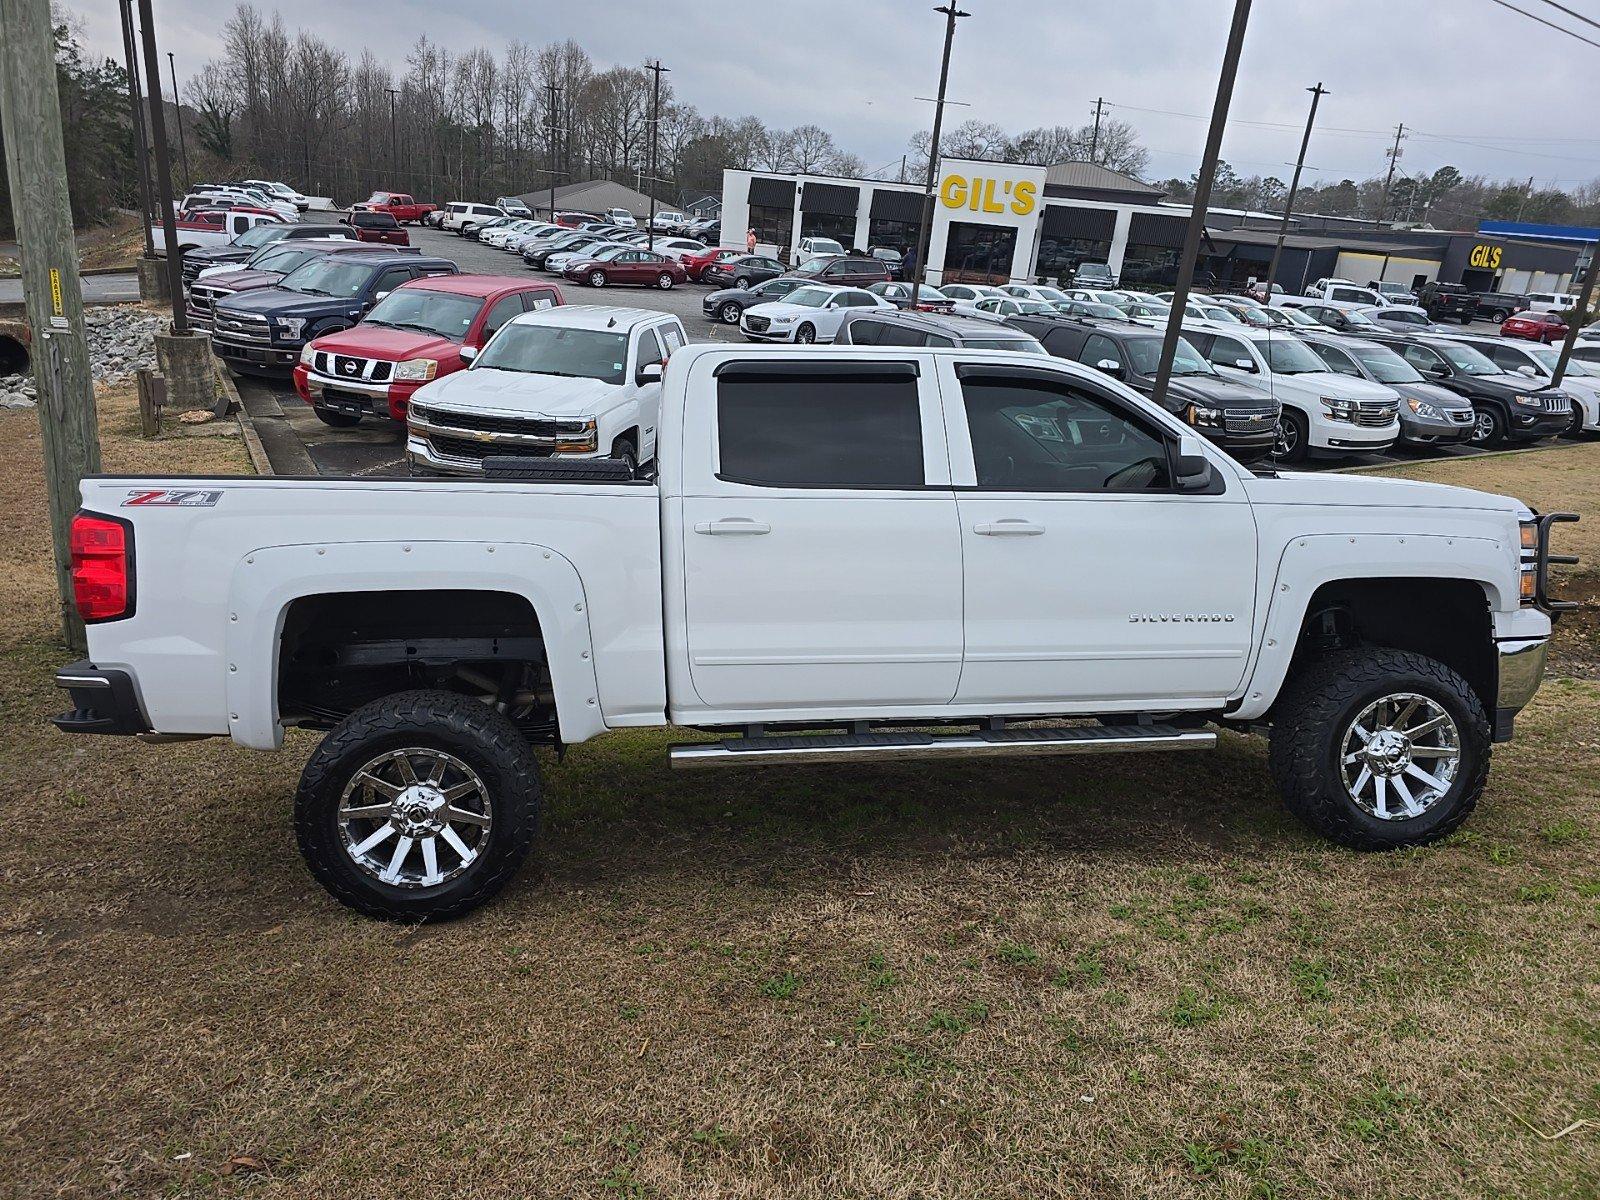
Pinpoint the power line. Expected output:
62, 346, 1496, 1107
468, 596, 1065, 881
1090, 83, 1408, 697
1487, 0, 1600, 49
1533, 0, 1600, 33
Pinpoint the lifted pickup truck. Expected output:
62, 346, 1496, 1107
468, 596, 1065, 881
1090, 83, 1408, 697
53, 345, 1575, 921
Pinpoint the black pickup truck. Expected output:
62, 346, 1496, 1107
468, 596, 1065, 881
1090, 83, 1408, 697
1471, 291, 1530, 324
1416, 282, 1479, 324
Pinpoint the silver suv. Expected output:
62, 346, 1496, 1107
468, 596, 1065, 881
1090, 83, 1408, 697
834, 308, 1046, 351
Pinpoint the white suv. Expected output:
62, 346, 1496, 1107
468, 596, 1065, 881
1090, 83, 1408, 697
606, 208, 639, 228
1185, 323, 1400, 461
406, 305, 687, 476
741, 284, 892, 343
442, 202, 504, 234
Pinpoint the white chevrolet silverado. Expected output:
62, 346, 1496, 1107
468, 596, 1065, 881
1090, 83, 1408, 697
54, 345, 1576, 921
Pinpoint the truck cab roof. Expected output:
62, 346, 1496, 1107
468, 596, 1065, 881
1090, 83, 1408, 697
503, 304, 676, 332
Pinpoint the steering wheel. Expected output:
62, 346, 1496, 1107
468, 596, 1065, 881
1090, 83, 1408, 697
1103, 456, 1163, 491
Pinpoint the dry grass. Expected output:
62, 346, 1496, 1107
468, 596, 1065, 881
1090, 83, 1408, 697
1, 421, 1597, 1199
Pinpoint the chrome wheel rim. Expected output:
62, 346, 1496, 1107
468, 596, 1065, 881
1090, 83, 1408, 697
1339, 693, 1461, 821
720, 302, 741, 324
797, 325, 814, 343
658, 274, 673, 288
1277, 418, 1298, 456
338, 747, 493, 888
1473, 412, 1494, 442
589, 271, 605, 287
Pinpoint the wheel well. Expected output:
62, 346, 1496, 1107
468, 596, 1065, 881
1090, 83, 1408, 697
276, 589, 557, 740
610, 428, 638, 456
1284, 578, 1495, 715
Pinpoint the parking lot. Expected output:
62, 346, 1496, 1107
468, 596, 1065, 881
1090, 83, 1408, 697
240, 223, 1541, 479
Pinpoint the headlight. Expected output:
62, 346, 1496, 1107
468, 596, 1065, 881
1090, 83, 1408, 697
1185, 403, 1223, 428
276, 317, 305, 340
1520, 519, 1538, 603
769, 315, 792, 325
1406, 398, 1443, 420
1513, 394, 1539, 407
1320, 396, 1357, 422
553, 419, 598, 453
393, 358, 438, 382
298, 343, 316, 365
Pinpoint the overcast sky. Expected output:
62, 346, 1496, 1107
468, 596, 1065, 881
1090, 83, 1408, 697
72, 0, 1600, 190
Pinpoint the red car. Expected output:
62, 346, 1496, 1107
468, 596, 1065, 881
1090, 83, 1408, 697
355, 192, 436, 224
563, 247, 687, 289
293, 275, 564, 424
345, 211, 411, 246
1500, 309, 1568, 343
680, 246, 743, 281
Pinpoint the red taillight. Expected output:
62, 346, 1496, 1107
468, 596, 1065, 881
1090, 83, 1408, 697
70, 513, 132, 622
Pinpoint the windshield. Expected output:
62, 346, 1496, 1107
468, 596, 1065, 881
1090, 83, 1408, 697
1126, 337, 1212, 377
807, 239, 845, 255
1348, 344, 1422, 384
1277, 306, 1321, 327
1032, 287, 1067, 302
1434, 342, 1500, 375
363, 288, 482, 341
236, 224, 286, 248
1263, 336, 1330, 374
1344, 309, 1382, 329
965, 336, 1047, 353
473, 324, 629, 384
782, 287, 832, 308
252, 245, 324, 272
1201, 306, 1243, 324
279, 258, 373, 298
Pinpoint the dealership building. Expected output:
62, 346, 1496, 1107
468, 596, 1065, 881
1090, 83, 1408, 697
718, 160, 1587, 294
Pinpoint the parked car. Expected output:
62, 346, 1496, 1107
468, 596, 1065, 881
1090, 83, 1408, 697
57, 342, 1576, 921
1275, 300, 1388, 336
182, 186, 297, 222
152, 207, 286, 260
649, 210, 690, 232
564, 246, 688, 290
1304, 276, 1359, 298
1499, 309, 1568, 344
1072, 262, 1119, 288
1363, 332, 1572, 445
867, 246, 903, 274
211, 252, 458, 375
641, 236, 708, 263
835, 308, 1046, 353
480, 219, 542, 249
1473, 291, 1531, 324
442, 202, 504, 235
1297, 334, 1477, 448
1001, 284, 1070, 304
699, 254, 786, 289
788, 255, 893, 288
1524, 290, 1577, 312
1415, 282, 1478, 324
354, 193, 437, 224
501, 223, 565, 254
495, 197, 533, 218
605, 208, 639, 228
1437, 332, 1600, 437
794, 236, 847, 263
939, 282, 1011, 315
971, 296, 1062, 321
524, 232, 610, 269
344, 210, 410, 246
294, 275, 563, 427
701, 276, 810, 325
187, 239, 414, 330
1010, 314, 1280, 460
681, 246, 745, 280
552, 210, 593, 228
1062, 299, 1135, 321
180, 222, 353, 284
1359, 306, 1438, 332
740, 284, 893, 343
1367, 281, 1418, 305
544, 241, 633, 276
407, 304, 686, 475
1183, 323, 1399, 462
865, 281, 955, 313
243, 179, 311, 212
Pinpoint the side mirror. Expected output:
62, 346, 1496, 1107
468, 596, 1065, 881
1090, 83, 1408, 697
1517, 364, 1538, 377
1095, 358, 1124, 377
373, 291, 390, 302
1174, 435, 1214, 492
825, 301, 840, 310
459, 345, 478, 363
636, 362, 664, 386
1234, 358, 1255, 372
1423, 365, 1447, 379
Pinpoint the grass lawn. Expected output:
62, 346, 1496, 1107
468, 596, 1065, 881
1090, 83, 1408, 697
2, 402, 1597, 1199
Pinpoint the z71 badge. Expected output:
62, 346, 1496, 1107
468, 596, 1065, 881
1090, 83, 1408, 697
122, 488, 224, 507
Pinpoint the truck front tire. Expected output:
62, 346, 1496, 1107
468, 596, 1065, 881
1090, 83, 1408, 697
294, 690, 541, 921
1268, 648, 1489, 850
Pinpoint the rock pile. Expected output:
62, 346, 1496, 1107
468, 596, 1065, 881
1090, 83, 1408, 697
0, 373, 35, 408
0, 306, 169, 411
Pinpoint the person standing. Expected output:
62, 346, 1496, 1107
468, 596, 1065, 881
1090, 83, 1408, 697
746, 227, 757, 255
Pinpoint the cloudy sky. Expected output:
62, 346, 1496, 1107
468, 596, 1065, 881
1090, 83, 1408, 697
73, 0, 1600, 189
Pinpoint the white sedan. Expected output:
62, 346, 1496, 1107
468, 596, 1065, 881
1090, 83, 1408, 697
740, 284, 893, 344
970, 296, 1063, 321
1000, 283, 1069, 303
939, 282, 1012, 317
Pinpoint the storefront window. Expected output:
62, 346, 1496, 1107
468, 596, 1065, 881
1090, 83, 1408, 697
800, 211, 858, 248
943, 221, 1017, 284
868, 217, 920, 254
1119, 244, 1183, 288
749, 204, 792, 250
1036, 235, 1112, 284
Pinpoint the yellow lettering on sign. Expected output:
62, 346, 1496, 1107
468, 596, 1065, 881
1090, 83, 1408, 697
939, 172, 1039, 216
49, 268, 63, 317
939, 175, 967, 208
1469, 244, 1504, 270
981, 178, 1005, 213
1011, 181, 1037, 215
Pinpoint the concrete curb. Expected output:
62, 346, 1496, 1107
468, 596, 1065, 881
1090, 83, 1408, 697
216, 355, 271, 476
1331, 438, 1584, 475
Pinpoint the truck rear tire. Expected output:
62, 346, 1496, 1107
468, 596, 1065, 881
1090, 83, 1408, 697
294, 690, 541, 921
1268, 648, 1489, 850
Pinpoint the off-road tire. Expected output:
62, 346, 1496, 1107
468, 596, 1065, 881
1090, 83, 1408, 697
1268, 648, 1490, 850
295, 690, 541, 921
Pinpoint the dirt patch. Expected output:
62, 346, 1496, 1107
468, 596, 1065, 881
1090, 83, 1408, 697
76, 211, 145, 272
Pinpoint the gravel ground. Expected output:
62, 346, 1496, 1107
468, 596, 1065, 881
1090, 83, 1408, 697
0, 305, 165, 409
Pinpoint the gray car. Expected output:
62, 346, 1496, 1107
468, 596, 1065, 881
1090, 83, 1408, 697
834, 307, 1046, 351
1298, 333, 1476, 447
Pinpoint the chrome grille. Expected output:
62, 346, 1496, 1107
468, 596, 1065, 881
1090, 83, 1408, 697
1355, 401, 1399, 428
212, 312, 272, 344
1445, 407, 1475, 425
313, 351, 392, 383
743, 315, 770, 333
1223, 408, 1276, 434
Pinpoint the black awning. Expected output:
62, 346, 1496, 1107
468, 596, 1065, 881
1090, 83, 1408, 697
1040, 205, 1115, 242
1128, 212, 1192, 249
799, 182, 860, 216
870, 188, 926, 222
747, 176, 796, 208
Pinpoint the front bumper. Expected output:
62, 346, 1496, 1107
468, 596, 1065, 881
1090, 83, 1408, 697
1508, 407, 1571, 440
406, 433, 602, 476
298, 366, 415, 422
52, 661, 149, 736
212, 333, 302, 373
1493, 638, 1549, 742
1398, 412, 1476, 445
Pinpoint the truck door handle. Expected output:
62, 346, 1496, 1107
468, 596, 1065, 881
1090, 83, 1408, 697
694, 517, 771, 536
973, 519, 1045, 536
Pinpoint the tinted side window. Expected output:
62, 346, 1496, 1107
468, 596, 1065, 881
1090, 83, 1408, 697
635, 329, 664, 370
1486, 345, 1526, 370
481, 295, 524, 340
1081, 334, 1123, 369
1206, 337, 1251, 369
961, 376, 1171, 492
877, 323, 928, 347
718, 371, 924, 488
1314, 344, 1360, 375
373, 267, 411, 296
846, 318, 884, 345
1042, 328, 1087, 359
1401, 345, 1445, 373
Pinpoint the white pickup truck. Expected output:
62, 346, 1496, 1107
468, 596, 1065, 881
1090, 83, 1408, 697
53, 344, 1576, 921
152, 209, 286, 259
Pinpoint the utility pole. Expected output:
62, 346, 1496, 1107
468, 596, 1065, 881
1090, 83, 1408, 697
1514, 175, 1536, 222
645, 60, 669, 252
166, 52, 189, 192
1152, 0, 1253, 410
1374, 121, 1406, 228
544, 80, 560, 221
116, 0, 155, 258
899, 154, 907, 184
386, 87, 399, 179
911, 3, 969, 288
0, 0, 102, 652
1089, 96, 1106, 164
1264, 82, 1327, 298
1549, 242, 1598, 390
136, 0, 186, 331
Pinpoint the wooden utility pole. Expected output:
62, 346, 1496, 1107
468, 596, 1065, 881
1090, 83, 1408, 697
1264, 83, 1328, 297
1088, 97, 1106, 164
136, 0, 187, 331
911, 3, 969, 287
117, 0, 155, 256
0, 0, 102, 652
1374, 122, 1405, 227
1549, 244, 1598, 390
166, 52, 189, 192
645, 60, 669, 252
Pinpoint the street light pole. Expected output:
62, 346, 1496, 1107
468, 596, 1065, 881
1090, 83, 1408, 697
116, 0, 155, 257
166, 52, 189, 192
386, 87, 399, 182
645, 60, 669, 253
544, 80, 560, 222
136, 0, 187, 331
1264, 82, 1327, 298
911, 2, 968, 288
1151, 0, 1253, 410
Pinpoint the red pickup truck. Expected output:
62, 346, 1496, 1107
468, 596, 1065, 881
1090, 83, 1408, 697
354, 192, 437, 224
345, 210, 411, 245
293, 275, 563, 425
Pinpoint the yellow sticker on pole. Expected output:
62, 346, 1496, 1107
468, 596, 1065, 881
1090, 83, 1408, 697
49, 268, 63, 317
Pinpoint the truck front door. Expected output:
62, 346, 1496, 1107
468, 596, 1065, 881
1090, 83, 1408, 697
939, 361, 1258, 710
676, 358, 962, 713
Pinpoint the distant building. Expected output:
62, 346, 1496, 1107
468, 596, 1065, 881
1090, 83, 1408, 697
515, 179, 664, 220
684, 195, 722, 218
